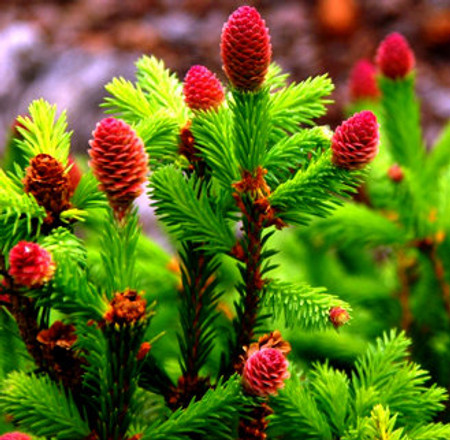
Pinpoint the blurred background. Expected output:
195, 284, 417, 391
1, 0, 450, 156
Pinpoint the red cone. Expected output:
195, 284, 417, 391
349, 59, 380, 101
8, 241, 55, 288
89, 118, 148, 219
375, 32, 415, 79
242, 348, 290, 397
221, 6, 272, 91
331, 111, 379, 170
183, 65, 225, 111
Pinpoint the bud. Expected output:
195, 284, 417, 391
23, 153, 71, 216
329, 306, 350, 328
104, 289, 147, 326
387, 163, 404, 183
0, 434, 31, 440
67, 155, 82, 195
375, 32, 415, 80
183, 65, 225, 111
331, 110, 379, 170
89, 118, 148, 220
137, 342, 152, 361
221, 6, 271, 91
348, 59, 380, 101
242, 348, 290, 397
8, 241, 55, 288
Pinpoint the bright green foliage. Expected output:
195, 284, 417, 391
99, 209, 141, 294
104, 55, 187, 125
32, 228, 105, 318
135, 113, 179, 169
269, 74, 334, 138
191, 107, 239, 189
314, 202, 409, 247
71, 171, 107, 213
0, 169, 46, 251
270, 152, 365, 226
2, 11, 449, 440
0, 371, 90, 439
150, 165, 236, 254
269, 331, 449, 440
378, 76, 424, 170
16, 99, 71, 164
284, 48, 450, 395
232, 89, 271, 172
143, 376, 242, 440
262, 280, 350, 330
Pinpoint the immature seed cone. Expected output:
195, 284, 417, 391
8, 241, 55, 288
104, 288, 147, 326
183, 65, 225, 111
242, 348, 290, 397
329, 306, 350, 328
221, 6, 271, 91
349, 59, 380, 101
387, 163, 404, 183
0, 433, 31, 440
89, 118, 148, 219
375, 32, 415, 79
331, 110, 379, 169
23, 153, 71, 215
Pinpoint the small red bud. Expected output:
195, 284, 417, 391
329, 306, 350, 328
221, 6, 272, 91
137, 342, 152, 361
375, 32, 415, 80
331, 111, 379, 170
387, 163, 404, 183
183, 65, 225, 111
348, 59, 380, 101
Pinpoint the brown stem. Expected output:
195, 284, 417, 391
168, 246, 213, 409
228, 193, 265, 375
238, 400, 273, 440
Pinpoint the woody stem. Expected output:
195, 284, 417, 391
228, 193, 265, 375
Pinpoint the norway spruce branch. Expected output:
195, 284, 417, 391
135, 113, 179, 169
0, 371, 90, 439
135, 55, 187, 123
142, 376, 243, 440
261, 280, 351, 330
378, 75, 424, 170
269, 74, 334, 138
270, 151, 365, 226
263, 127, 330, 185
268, 372, 333, 440
232, 89, 271, 173
150, 165, 235, 254
190, 107, 239, 189
99, 209, 140, 295
16, 99, 71, 164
